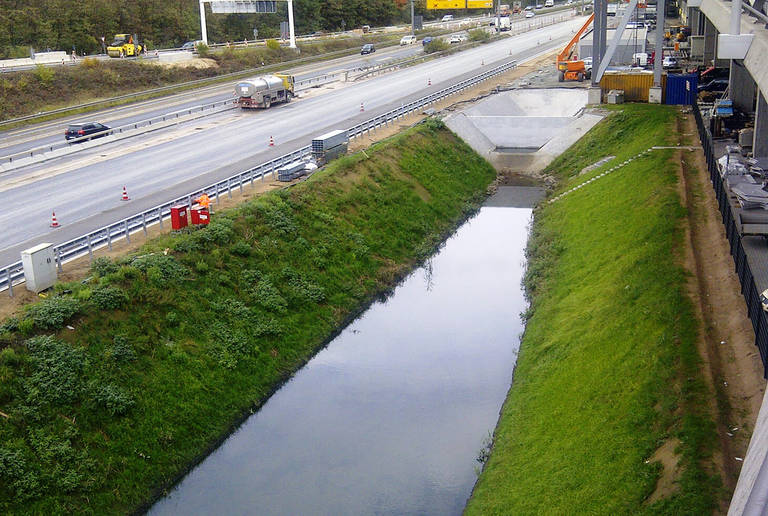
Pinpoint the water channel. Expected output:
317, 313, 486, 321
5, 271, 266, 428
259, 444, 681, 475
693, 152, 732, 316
149, 186, 542, 516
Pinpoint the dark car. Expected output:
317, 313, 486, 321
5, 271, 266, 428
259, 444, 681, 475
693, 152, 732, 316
422, 36, 434, 46
65, 122, 112, 141
361, 43, 375, 55
698, 78, 729, 93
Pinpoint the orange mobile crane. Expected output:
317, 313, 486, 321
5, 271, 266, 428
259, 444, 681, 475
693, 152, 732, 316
556, 13, 595, 82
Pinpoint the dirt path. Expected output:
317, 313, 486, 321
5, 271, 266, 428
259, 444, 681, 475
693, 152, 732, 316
676, 111, 765, 511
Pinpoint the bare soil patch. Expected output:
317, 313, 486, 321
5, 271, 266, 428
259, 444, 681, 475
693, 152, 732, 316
676, 110, 765, 511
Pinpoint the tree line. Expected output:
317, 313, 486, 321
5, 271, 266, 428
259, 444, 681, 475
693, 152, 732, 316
0, 0, 483, 57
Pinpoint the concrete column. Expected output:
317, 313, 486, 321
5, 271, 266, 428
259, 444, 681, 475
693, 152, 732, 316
755, 90, 768, 158
703, 18, 717, 66
592, 0, 603, 87
690, 8, 703, 36
598, 0, 608, 60
730, 61, 757, 114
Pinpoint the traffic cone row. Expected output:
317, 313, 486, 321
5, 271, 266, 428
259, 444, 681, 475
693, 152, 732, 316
50, 211, 60, 228
121, 185, 130, 201
269, 135, 275, 147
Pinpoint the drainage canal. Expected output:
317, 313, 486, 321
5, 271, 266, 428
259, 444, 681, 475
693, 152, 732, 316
148, 186, 542, 515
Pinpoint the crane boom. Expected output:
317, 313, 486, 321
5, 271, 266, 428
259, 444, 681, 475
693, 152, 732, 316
557, 13, 595, 63
556, 14, 595, 82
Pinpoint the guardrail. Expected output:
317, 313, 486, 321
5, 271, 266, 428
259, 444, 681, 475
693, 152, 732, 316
0, 99, 236, 167
0, 46, 381, 127
0, 58, 518, 296
353, 13, 571, 82
0, 74, 344, 169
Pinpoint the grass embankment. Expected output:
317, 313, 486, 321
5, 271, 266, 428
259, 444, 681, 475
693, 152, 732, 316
466, 105, 719, 514
0, 120, 496, 514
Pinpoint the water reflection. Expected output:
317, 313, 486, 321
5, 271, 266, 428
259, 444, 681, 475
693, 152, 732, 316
150, 192, 535, 516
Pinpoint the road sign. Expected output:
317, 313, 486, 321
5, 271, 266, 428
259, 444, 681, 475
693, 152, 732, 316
426, 0, 466, 8
209, 0, 276, 13
467, 0, 493, 7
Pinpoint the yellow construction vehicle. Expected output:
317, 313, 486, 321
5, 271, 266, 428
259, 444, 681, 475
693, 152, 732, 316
107, 34, 142, 58
665, 25, 690, 42
556, 13, 595, 82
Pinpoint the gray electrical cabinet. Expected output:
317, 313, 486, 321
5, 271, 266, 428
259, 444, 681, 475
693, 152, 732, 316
21, 243, 57, 293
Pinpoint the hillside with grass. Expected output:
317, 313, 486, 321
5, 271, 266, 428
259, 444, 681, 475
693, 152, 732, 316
0, 120, 496, 514
465, 105, 719, 514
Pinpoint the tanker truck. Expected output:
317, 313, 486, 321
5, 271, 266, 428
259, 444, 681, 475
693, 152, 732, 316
235, 74, 295, 109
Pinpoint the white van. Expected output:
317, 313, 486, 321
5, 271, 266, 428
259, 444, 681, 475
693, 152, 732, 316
400, 35, 417, 45
545, 0, 554, 7
442, 14, 454, 22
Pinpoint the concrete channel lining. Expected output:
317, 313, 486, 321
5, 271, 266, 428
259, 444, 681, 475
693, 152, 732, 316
445, 87, 602, 172
447, 88, 591, 151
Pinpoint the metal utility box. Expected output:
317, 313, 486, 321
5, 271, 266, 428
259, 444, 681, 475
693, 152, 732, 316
190, 205, 210, 225
277, 160, 308, 182
170, 205, 189, 230
606, 89, 625, 104
21, 243, 57, 293
312, 130, 348, 154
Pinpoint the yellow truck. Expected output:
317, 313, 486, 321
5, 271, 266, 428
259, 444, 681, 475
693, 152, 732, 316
107, 34, 142, 58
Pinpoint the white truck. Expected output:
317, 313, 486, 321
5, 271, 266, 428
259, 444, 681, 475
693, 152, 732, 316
235, 74, 295, 109
492, 16, 511, 31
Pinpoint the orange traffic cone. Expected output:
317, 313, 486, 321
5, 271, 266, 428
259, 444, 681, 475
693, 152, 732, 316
121, 186, 130, 201
269, 135, 275, 147
50, 211, 60, 228
360, 102, 364, 112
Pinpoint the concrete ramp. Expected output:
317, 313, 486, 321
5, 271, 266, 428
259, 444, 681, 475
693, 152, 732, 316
445, 88, 603, 172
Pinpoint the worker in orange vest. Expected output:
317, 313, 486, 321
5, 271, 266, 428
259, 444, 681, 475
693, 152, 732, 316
196, 193, 211, 214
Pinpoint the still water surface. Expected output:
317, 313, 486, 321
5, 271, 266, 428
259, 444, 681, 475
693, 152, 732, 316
149, 187, 539, 516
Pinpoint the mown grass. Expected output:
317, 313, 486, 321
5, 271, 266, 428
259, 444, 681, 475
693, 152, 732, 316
465, 105, 719, 514
0, 119, 496, 514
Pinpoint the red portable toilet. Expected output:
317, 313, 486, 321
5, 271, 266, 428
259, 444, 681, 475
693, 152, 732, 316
190, 204, 210, 225
170, 205, 188, 230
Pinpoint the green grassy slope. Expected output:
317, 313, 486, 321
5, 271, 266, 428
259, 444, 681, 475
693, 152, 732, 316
0, 120, 496, 514
465, 105, 719, 515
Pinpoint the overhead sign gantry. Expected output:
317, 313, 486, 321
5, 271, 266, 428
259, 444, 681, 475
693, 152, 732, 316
426, 0, 494, 8
199, 0, 296, 48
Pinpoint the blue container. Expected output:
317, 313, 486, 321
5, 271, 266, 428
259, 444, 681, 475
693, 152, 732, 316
666, 73, 698, 105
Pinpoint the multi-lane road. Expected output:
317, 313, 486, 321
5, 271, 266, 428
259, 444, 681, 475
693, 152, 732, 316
0, 13, 584, 268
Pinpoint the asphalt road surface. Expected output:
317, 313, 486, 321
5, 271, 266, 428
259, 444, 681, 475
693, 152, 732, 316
0, 15, 585, 267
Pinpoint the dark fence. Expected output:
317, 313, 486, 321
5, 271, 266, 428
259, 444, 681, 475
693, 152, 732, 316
693, 103, 768, 376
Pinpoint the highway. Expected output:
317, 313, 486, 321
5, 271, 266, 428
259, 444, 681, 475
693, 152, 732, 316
0, 14, 584, 267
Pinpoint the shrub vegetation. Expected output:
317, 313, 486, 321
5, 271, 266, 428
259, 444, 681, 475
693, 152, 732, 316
0, 120, 495, 513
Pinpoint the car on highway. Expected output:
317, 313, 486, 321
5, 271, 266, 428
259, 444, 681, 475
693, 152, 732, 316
525, 10, 536, 17
361, 43, 376, 55
65, 122, 112, 141
422, 36, 434, 46
442, 15, 454, 22
698, 78, 729, 93
449, 34, 468, 44
400, 35, 417, 45
181, 40, 203, 51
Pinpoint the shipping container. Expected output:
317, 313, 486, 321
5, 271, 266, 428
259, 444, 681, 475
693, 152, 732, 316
665, 73, 698, 105
600, 71, 666, 102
